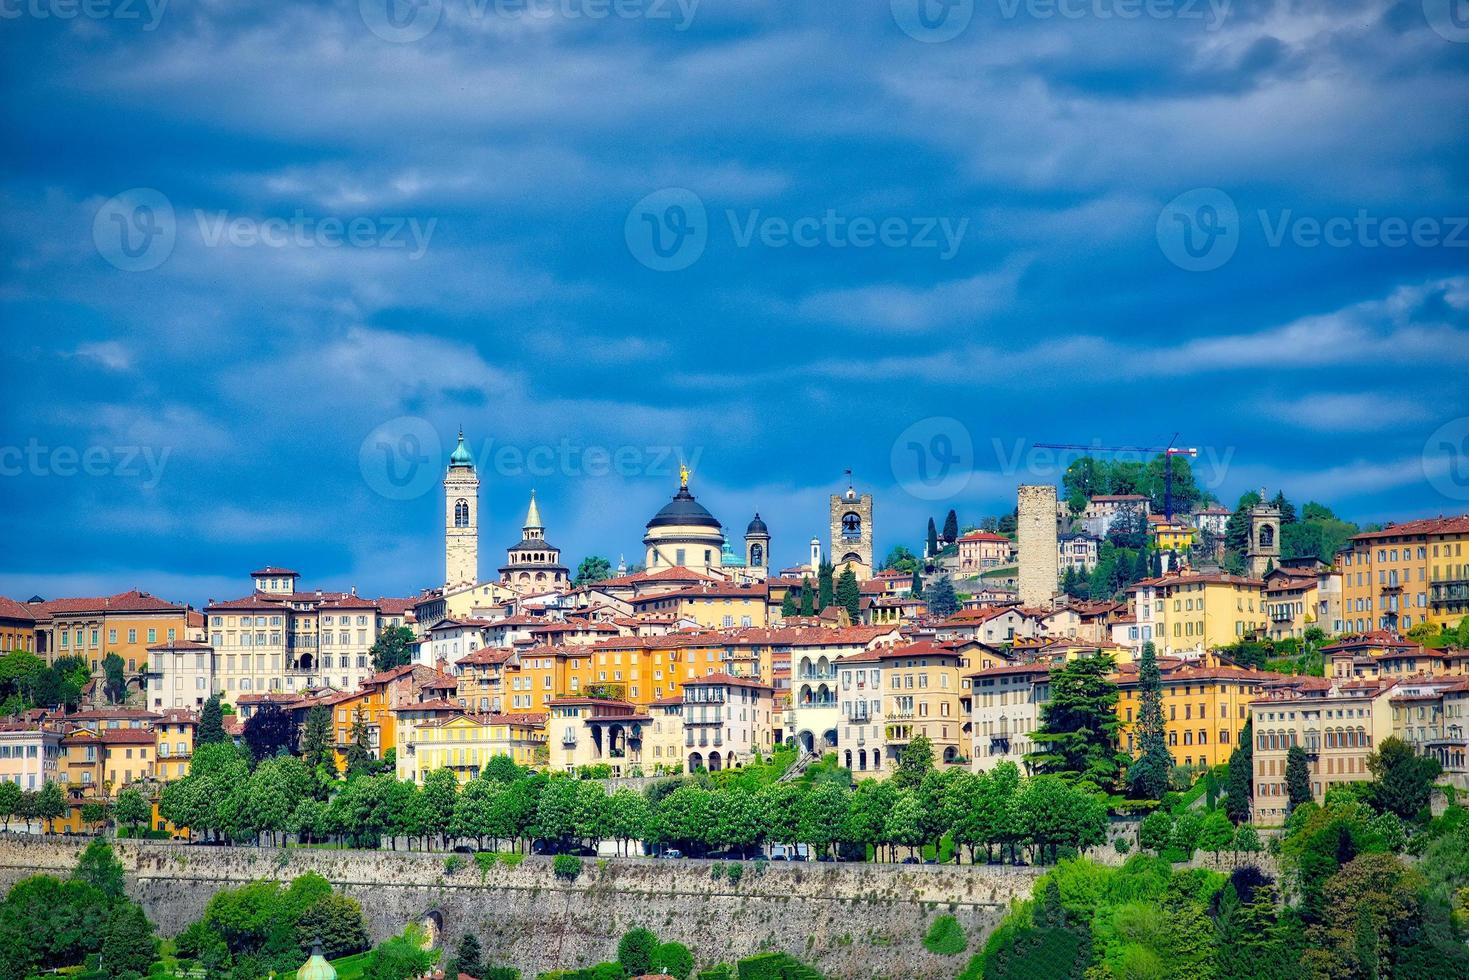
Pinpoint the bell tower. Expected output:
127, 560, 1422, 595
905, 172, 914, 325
829, 470, 874, 580
444, 429, 479, 590
1246, 491, 1281, 578
745, 513, 770, 579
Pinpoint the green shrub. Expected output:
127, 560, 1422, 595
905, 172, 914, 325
923, 914, 967, 956
651, 941, 694, 980
499, 852, 525, 868
727, 863, 744, 886
443, 855, 465, 875
552, 854, 582, 881
1113, 837, 1132, 855
474, 852, 496, 877
710, 863, 725, 880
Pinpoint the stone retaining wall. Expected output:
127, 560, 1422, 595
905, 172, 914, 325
0, 837, 1043, 979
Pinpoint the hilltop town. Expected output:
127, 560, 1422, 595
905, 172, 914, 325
2, 439, 1467, 979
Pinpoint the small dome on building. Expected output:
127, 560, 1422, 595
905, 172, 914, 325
297, 945, 337, 980
746, 513, 769, 536
449, 429, 474, 467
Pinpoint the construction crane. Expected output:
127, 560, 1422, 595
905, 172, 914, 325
1034, 435, 1199, 521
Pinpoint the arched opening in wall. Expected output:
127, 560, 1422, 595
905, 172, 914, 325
419, 909, 444, 948
708, 751, 722, 771
797, 730, 814, 754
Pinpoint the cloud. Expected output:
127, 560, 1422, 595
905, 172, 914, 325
1255, 393, 1433, 432
794, 257, 1028, 332
69, 341, 133, 372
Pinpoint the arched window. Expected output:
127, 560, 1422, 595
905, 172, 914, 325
454, 498, 470, 528
842, 511, 862, 539
750, 543, 764, 566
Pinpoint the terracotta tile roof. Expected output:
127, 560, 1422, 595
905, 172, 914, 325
957, 531, 1010, 543
28, 590, 186, 616
251, 566, 299, 577
147, 639, 213, 652
683, 672, 773, 690
967, 662, 1055, 678
595, 566, 717, 587
0, 597, 37, 622
1350, 515, 1469, 541
456, 647, 518, 667
1127, 572, 1264, 591
395, 698, 463, 713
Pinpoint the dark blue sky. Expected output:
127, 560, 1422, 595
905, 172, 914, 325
1, 0, 1466, 606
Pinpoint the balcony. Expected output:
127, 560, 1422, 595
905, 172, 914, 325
561, 736, 577, 747
890, 708, 915, 720
796, 698, 838, 710
989, 736, 1011, 755
1430, 578, 1469, 607
797, 669, 838, 681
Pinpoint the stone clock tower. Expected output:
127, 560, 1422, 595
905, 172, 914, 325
829, 471, 874, 580
444, 429, 479, 590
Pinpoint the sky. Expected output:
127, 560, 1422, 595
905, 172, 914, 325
1, 0, 1467, 607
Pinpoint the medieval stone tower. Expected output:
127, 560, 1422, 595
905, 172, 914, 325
830, 472, 874, 580
1017, 484, 1059, 607
1246, 492, 1281, 578
444, 429, 480, 590
745, 514, 770, 578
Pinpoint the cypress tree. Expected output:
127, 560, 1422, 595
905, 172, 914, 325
198, 694, 226, 745
910, 568, 922, 597
926, 518, 939, 557
1285, 746, 1312, 810
835, 568, 861, 623
1224, 719, 1253, 823
1128, 642, 1172, 801
798, 579, 815, 617
942, 509, 959, 545
817, 561, 835, 610
780, 589, 798, 618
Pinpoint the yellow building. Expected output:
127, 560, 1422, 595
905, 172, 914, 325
398, 712, 547, 784
645, 696, 686, 774
629, 582, 769, 629
0, 722, 62, 793
875, 641, 970, 770
0, 598, 37, 653
153, 709, 197, 782
28, 590, 192, 675
1339, 515, 1469, 633
1115, 660, 1283, 770
1262, 566, 1322, 640
545, 697, 651, 776
1249, 677, 1396, 824
329, 664, 444, 762
1148, 515, 1199, 553
1128, 572, 1267, 655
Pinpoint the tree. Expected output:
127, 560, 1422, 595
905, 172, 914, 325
618, 927, 659, 976
797, 782, 849, 858
74, 839, 125, 901
779, 589, 798, 618
362, 925, 436, 980
797, 579, 815, 617
1139, 811, 1172, 854
884, 789, 926, 860
448, 932, 485, 980
99, 901, 158, 978
0, 780, 20, 830
893, 735, 934, 790
925, 576, 958, 618
1198, 809, 1234, 859
114, 787, 150, 835
882, 546, 918, 574
817, 561, 835, 611
1233, 823, 1261, 857
35, 780, 65, 834
651, 941, 694, 980
297, 895, 370, 959
345, 712, 375, 778
1224, 719, 1254, 824
1367, 735, 1442, 821
1127, 642, 1172, 801
301, 705, 334, 771
574, 555, 613, 587
369, 626, 416, 672
99, 652, 128, 706
1027, 654, 1123, 788
1285, 746, 1312, 811
835, 568, 861, 624
198, 694, 227, 745
942, 509, 959, 545
910, 568, 922, 597
244, 703, 298, 762
926, 518, 940, 557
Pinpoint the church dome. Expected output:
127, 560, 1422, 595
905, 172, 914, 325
647, 487, 722, 531
746, 513, 769, 536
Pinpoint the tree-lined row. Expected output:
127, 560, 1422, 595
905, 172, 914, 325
156, 740, 1108, 863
